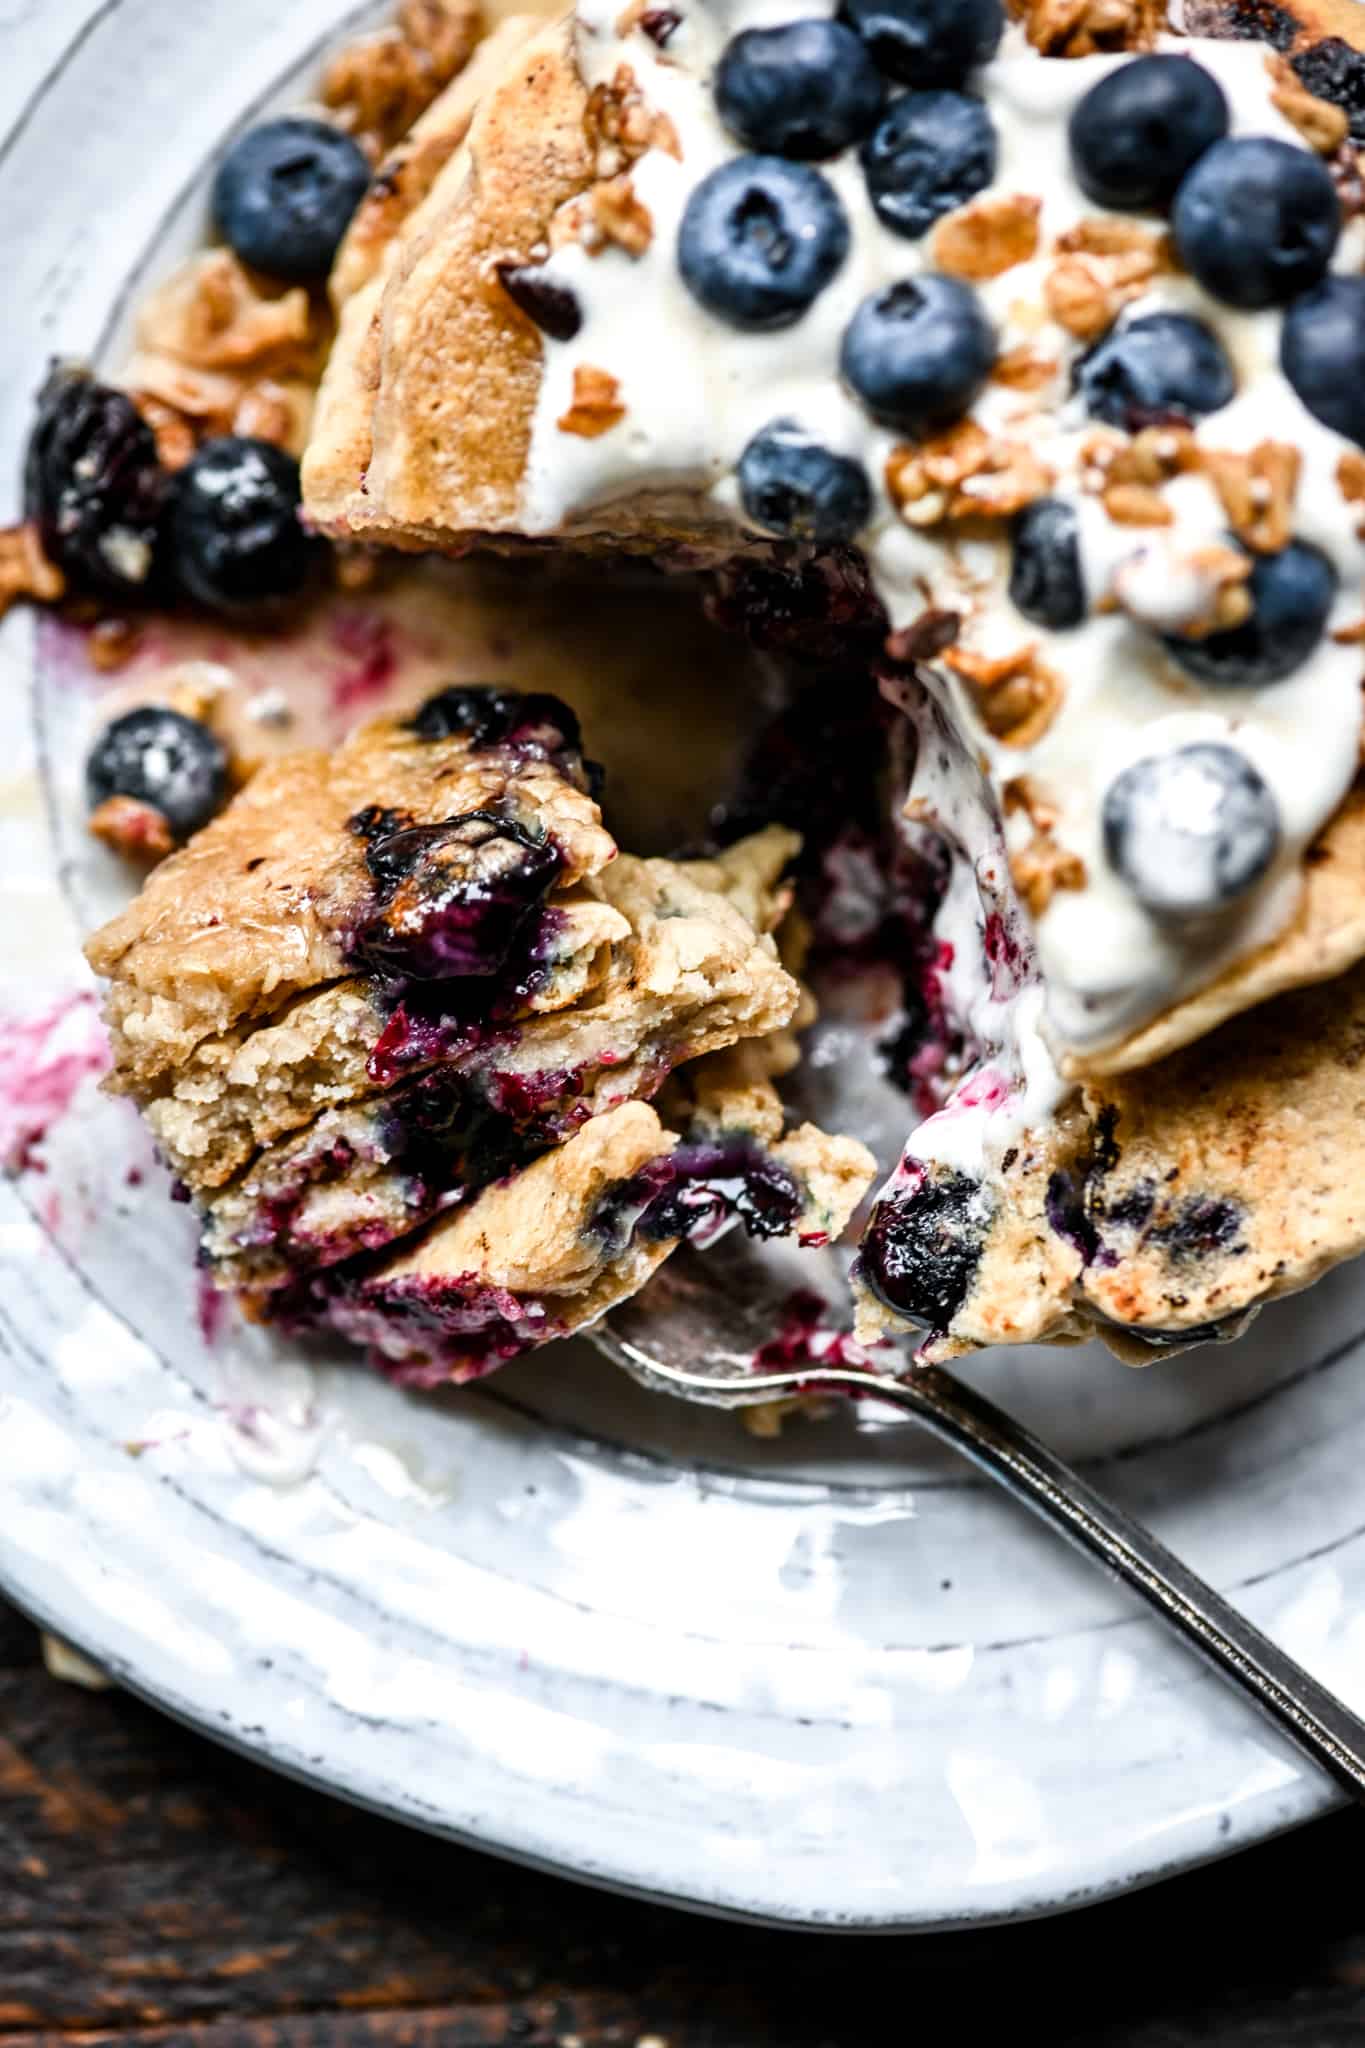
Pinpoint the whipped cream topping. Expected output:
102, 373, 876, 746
519, 5, 1365, 1072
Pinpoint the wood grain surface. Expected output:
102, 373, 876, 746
0, 1594, 1361, 2047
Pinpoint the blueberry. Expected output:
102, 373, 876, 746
1163, 539, 1337, 687
1009, 497, 1086, 630
737, 419, 872, 544
840, 275, 995, 433
859, 89, 996, 240
857, 1168, 985, 1330
1075, 312, 1235, 430
351, 812, 563, 982
1069, 55, 1228, 212
170, 436, 314, 612
716, 20, 883, 160
86, 707, 228, 841
212, 116, 371, 284
677, 156, 849, 329
1281, 276, 1365, 448
409, 685, 584, 759
25, 366, 169, 599
842, 0, 1004, 87
1102, 743, 1280, 918
1173, 136, 1339, 310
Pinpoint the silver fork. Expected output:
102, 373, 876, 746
593, 1241, 1365, 1804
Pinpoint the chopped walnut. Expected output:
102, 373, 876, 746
932, 194, 1041, 281
136, 252, 321, 377
0, 523, 64, 618
1339, 451, 1365, 538
1267, 52, 1350, 155
585, 63, 679, 174
1010, 832, 1087, 916
885, 420, 1052, 528
1204, 441, 1301, 555
991, 345, 1059, 392
1104, 483, 1173, 526
945, 642, 1065, 748
1081, 423, 1197, 526
131, 392, 198, 471
1002, 774, 1060, 834
89, 795, 175, 864
1044, 220, 1169, 341
557, 365, 627, 438
323, 0, 479, 153
1009, 0, 1161, 57
88, 618, 143, 672
591, 174, 654, 256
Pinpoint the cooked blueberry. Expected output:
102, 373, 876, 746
170, 436, 314, 612
737, 419, 872, 544
1009, 497, 1086, 630
494, 262, 582, 342
841, 274, 995, 432
1163, 540, 1336, 687
86, 706, 228, 841
1292, 36, 1365, 146
351, 811, 563, 981
1069, 55, 1228, 212
842, 0, 1004, 87
857, 1168, 985, 1330
1281, 276, 1365, 448
716, 20, 883, 160
212, 116, 371, 283
859, 89, 996, 240
1075, 312, 1235, 429
1102, 743, 1280, 918
1173, 136, 1339, 310
25, 366, 168, 598
677, 156, 849, 329
409, 685, 584, 758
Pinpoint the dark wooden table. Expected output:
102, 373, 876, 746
1, 1595, 1363, 2047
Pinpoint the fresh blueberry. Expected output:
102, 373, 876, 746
1281, 275, 1365, 448
860, 89, 996, 240
1009, 497, 1086, 630
1102, 743, 1280, 918
840, 274, 995, 432
86, 706, 229, 841
737, 419, 872, 544
716, 20, 883, 160
1075, 312, 1235, 429
678, 156, 849, 329
212, 116, 371, 284
1163, 539, 1337, 687
857, 1168, 985, 1330
1069, 55, 1228, 212
25, 366, 169, 599
842, 0, 1004, 87
1173, 136, 1340, 310
170, 436, 315, 612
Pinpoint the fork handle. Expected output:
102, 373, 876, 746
865, 1362, 1365, 1802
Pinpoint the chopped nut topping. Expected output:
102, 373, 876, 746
88, 618, 142, 672
89, 795, 175, 864
1104, 482, 1173, 527
586, 63, 680, 173
233, 377, 311, 451
136, 252, 321, 377
323, 0, 480, 153
1002, 774, 1060, 834
1081, 423, 1199, 527
1010, 832, 1087, 916
1044, 221, 1168, 342
1009, 0, 1161, 57
591, 174, 654, 256
932, 193, 1042, 281
1204, 441, 1301, 555
886, 420, 1053, 528
557, 365, 627, 438
1267, 52, 1351, 155
0, 522, 64, 618
1338, 450, 1365, 539
945, 642, 1065, 748
991, 345, 1059, 392
131, 392, 197, 471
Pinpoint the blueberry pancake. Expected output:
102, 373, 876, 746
299, 0, 1365, 1360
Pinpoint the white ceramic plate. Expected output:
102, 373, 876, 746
3, 0, 1365, 1933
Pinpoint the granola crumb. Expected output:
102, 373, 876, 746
557, 365, 627, 438
0, 522, 65, 618
931, 193, 1041, 281
89, 794, 176, 863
